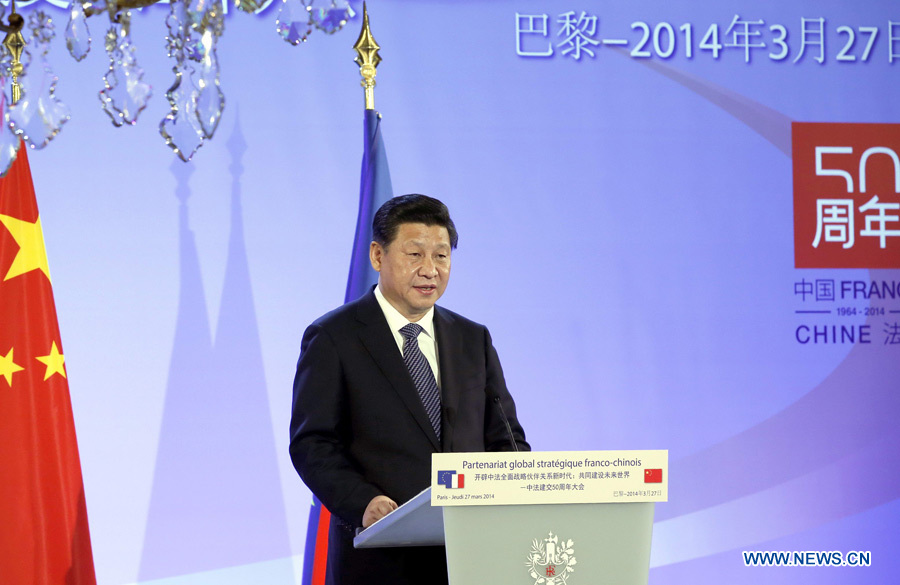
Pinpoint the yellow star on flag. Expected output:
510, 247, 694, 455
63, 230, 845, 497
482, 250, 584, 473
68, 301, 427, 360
0, 213, 52, 282
0, 347, 25, 387
36, 341, 66, 381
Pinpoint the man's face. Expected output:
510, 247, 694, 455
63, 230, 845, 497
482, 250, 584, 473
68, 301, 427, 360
370, 222, 452, 322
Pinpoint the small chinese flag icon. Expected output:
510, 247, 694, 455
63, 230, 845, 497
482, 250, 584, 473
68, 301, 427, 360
644, 469, 663, 483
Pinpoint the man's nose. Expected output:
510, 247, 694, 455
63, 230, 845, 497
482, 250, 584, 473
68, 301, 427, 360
419, 256, 437, 277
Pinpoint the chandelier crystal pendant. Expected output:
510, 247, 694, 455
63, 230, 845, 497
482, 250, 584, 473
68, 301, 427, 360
99, 10, 152, 127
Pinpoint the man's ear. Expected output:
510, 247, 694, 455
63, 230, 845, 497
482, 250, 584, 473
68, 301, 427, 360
369, 241, 382, 272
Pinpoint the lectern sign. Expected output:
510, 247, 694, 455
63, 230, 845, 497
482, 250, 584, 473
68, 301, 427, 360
431, 450, 668, 506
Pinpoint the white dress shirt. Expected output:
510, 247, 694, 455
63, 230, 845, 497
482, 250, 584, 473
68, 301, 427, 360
374, 286, 441, 388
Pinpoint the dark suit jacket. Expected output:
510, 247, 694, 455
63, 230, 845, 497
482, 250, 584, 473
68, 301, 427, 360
289, 290, 528, 584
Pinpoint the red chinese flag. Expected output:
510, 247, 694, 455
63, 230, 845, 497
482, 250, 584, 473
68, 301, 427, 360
0, 145, 97, 584
644, 469, 663, 484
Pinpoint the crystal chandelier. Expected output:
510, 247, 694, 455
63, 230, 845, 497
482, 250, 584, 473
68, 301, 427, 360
0, 0, 358, 175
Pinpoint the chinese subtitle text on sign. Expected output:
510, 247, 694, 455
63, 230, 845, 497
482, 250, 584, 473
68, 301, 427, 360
515, 13, 900, 64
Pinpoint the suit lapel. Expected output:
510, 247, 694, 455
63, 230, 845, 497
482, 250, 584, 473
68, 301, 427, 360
356, 292, 442, 451
434, 307, 463, 453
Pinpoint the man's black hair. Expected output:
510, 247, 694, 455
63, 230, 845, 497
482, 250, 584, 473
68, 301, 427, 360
372, 194, 459, 249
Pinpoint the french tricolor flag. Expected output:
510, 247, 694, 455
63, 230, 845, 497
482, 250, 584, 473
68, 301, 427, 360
437, 470, 465, 489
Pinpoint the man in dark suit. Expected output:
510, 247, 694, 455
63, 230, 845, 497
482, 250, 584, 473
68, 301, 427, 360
290, 194, 529, 585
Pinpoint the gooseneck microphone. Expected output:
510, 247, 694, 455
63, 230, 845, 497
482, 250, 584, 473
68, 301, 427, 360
489, 392, 519, 452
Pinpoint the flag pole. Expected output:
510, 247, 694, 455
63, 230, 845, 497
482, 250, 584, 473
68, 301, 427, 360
301, 9, 391, 585
353, 2, 382, 111
1, 1, 26, 105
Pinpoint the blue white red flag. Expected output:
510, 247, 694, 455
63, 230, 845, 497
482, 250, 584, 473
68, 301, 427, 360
301, 108, 394, 585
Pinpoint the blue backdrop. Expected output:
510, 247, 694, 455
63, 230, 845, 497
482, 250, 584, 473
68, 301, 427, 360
15, 0, 900, 583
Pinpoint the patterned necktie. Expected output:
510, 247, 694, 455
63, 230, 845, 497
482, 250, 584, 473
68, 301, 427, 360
399, 323, 442, 442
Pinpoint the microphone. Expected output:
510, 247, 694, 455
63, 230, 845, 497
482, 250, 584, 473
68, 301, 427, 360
488, 390, 519, 452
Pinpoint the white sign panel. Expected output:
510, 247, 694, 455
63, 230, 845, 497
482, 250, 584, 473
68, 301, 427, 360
431, 450, 667, 506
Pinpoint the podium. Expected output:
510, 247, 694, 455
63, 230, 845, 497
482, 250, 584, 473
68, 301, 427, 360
355, 450, 666, 585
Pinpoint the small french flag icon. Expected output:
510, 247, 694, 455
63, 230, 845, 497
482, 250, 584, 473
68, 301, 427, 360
437, 470, 465, 489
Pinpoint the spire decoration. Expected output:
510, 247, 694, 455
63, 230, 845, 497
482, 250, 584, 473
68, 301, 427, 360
352, 2, 380, 110
0, 2, 26, 175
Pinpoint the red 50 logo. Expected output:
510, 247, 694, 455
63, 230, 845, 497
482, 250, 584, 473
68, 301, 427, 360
793, 122, 900, 268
